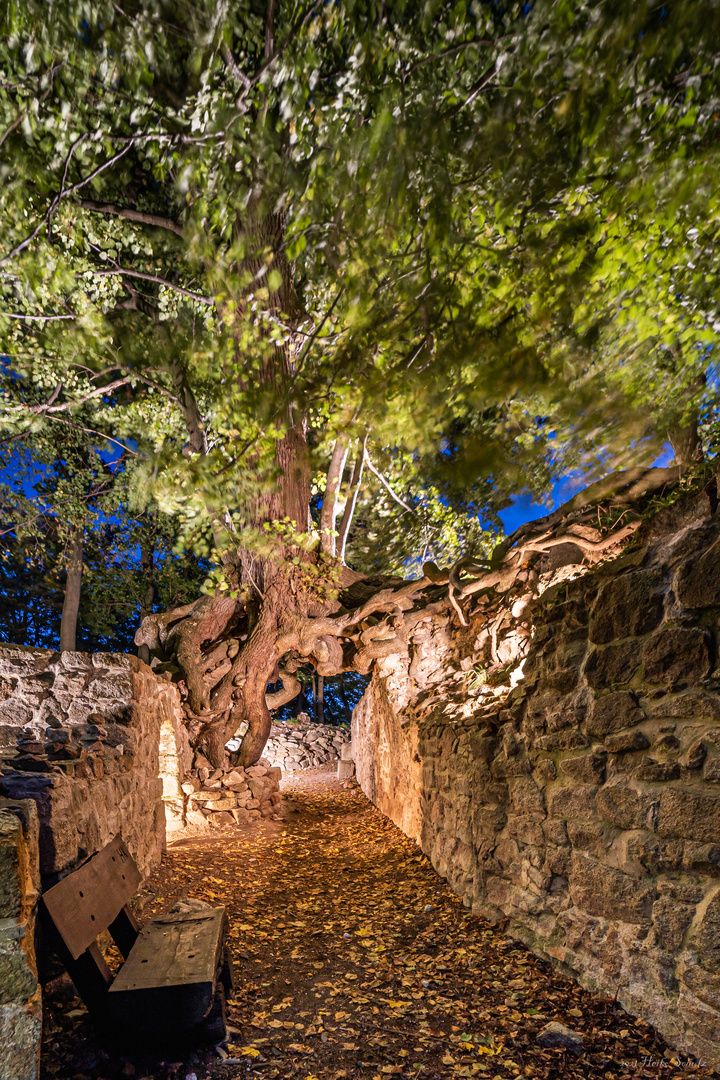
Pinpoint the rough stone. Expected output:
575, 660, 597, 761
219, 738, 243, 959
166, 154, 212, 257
536, 1021, 584, 1051
569, 852, 656, 923
585, 645, 640, 689
676, 546, 720, 609
643, 627, 712, 686
589, 571, 664, 645
605, 729, 650, 753
586, 692, 644, 737
657, 788, 720, 843
560, 753, 606, 784
633, 757, 681, 782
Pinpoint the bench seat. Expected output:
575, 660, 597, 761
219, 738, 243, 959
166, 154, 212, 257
106, 908, 228, 1038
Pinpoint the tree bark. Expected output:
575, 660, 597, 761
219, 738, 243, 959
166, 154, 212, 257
338, 672, 351, 723
317, 673, 325, 725
320, 435, 348, 556
338, 436, 366, 563
137, 533, 155, 665
59, 526, 83, 652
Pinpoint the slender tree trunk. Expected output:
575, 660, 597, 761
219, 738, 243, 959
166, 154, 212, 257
317, 674, 325, 725
138, 534, 155, 665
338, 672, 351, 724
59, 526, 84, 652
292, 683, 305, 716
320, 436, 348, 556
338, 436, 367, 563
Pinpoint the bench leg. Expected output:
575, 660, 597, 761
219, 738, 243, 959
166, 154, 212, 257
198, 982, 227, 1045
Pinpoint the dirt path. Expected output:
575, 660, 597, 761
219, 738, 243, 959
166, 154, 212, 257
41, 768, 712, 1080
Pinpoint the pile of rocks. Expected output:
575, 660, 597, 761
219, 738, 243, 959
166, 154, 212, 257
183, 754, 282, 828
258, 720, 350, 772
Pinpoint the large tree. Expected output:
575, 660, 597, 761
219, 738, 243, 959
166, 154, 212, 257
1, 0, 719, 766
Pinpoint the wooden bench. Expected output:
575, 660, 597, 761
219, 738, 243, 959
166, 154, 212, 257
41, 834, 235, 1048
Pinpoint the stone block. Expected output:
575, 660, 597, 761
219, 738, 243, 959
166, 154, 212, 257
585, 645, 640, 689
657, 788, 720, 843
547, 785, 597, 822
633, 757, 681, 782
588, 571, 664, 645
337, 760, 355, 780
651, 693, 720, 723
605, 729, 650, 753
340, 743, 354, 761
643, 627, 711, 687
625, 831, 682, 874
560, 753, 606, 784
587, 691, 644, 736
596, 777, 657, 831
569, 852, 656, 923
689, 888, 720, 972
676, 547, 720, 609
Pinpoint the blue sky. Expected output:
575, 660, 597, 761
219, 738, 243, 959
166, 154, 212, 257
497, 445, 675, 534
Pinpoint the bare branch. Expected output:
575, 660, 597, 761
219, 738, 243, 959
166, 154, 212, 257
88, 267, 213, 304
365, 454, 415, 515
78, 198, 184, 237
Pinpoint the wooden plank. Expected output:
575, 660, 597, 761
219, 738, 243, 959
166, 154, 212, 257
110, 908, 226, 992
42, 835, 141, 960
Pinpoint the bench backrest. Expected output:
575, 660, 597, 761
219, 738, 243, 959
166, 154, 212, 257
42, 834, 141, 960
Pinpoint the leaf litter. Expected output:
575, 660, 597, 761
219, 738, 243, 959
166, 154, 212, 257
41, 766, 713, 1080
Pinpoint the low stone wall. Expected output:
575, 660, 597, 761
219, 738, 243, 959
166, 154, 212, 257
0, 797, 41, 1080
0, 647, 188, 879
353, 498, 720, 1068
255, 720, 350, 772
184, 754, 282, 829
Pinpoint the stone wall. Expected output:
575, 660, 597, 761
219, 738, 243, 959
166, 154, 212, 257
255, 719, 351, 772
353, 496, 720, 1069
0, 647, 188, 880
0, 797, 41, 1080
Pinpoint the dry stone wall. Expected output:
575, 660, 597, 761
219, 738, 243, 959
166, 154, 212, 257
254, 719, 351, 772
353, 496, 720, 1069
0, 647, 189, 879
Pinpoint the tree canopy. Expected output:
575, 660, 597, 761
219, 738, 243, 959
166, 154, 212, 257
1, 0, 719, 762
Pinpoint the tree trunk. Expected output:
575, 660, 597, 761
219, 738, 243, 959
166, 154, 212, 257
59, 526, 83, 652
320, 436, 348, 556
137, 533, 155, 665
338, 437, 366, 563
317, 674, 325, 725
338, 673, 351, 724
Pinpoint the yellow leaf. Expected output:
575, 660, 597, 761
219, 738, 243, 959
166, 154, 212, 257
268, 1019, 283, 1029
240, 1047, 261, 1058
